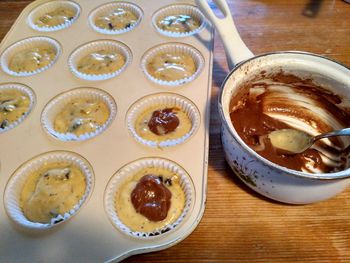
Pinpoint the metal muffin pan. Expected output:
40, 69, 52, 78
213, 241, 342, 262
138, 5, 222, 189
0, 0, 213, 262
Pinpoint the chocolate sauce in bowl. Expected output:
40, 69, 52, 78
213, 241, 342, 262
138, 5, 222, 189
131, 175, 172, 221
229, 72, 350, 173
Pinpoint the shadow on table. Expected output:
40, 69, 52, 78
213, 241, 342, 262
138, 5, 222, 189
302, 0, 324, 17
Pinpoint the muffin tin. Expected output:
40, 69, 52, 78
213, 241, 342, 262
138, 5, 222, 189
0, 0, 213, 262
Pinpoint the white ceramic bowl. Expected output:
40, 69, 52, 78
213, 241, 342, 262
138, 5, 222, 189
219, 52, 350, 204
197, 0, 350, 204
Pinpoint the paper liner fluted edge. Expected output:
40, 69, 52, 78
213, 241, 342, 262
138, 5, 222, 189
68, 40, 132, 81
0, 83, 36, 133
3, 151, 94, 230
126, 93, 201, 148
152, 4, 206, 38
27, 0, 81, 32
41, 87, 117, 141
141, 43, 204, 86
88, 2, 143, 35
0, 36, 61, 77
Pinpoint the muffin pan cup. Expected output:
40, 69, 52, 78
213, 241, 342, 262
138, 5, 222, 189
126, 92, 201, 148
27, 0, 81, 32
104, 157, 194, 238
41, 87, 117, 141
0, 36, 61, 77
152, 4, 206, 38
0, 83, 36, 133
89, 1, 143, 35
141, 42, 205, 86
3, 151, 94, 230
0, 0, 213, 262
68, 40, 132, 81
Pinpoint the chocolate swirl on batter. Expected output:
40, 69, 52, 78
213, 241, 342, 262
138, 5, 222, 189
131, 175, 172, 221
148, 108, 180, 135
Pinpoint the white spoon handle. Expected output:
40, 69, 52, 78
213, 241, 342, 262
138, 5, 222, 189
195, 0, 254, 69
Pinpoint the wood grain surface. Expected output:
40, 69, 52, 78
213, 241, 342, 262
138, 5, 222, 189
1, 1, 350, 262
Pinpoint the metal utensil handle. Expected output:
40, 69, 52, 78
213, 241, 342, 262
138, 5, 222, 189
195, 0, 253, 69
314, 127, 350, 141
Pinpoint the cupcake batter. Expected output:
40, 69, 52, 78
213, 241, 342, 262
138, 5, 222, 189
0, 89, 31, 130
54, 98, 110, 136
115, 167, 185, 232
35, 7, 76, 27
77, 50, 125, 75
135, 106, 192, 142
157, 14, 200, 33
146, 52, 196, 81
95, 7, 137, 30
20, 162, 86, 223
9, 45, 56, 73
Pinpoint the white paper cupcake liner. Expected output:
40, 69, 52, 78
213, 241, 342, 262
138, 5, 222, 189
41, 87, 117, 141
104, 157, 194, 238
0, 83, 36, 133
141, 43, 204, 86
4, 151, 94, 230
68, 40, 132, 81
89, 2, 143, 35
152, 4, 206, 38
0, 36, 61, 77
126, 93, 201, 148
27, 0, 81, 32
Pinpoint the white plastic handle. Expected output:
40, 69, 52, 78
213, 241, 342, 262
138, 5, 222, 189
196, 0, 254, 69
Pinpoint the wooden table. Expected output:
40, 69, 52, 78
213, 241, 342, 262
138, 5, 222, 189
1, 1, 350, 262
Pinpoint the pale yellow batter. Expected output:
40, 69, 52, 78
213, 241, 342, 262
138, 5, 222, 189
77, 50, 125, 75
35, 7, 76, 27
9, 45, 56, 73
0, 89, 31, 130
157, 14, 200, 33
20, 162, 86, 223
135, 106, 192, 142
54, 98, 110, 136
146, 52, 196, 81
95, 8, 137, 30
115, 167, 185, 232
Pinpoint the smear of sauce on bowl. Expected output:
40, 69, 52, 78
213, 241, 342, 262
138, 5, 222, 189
229, 72, 350, 173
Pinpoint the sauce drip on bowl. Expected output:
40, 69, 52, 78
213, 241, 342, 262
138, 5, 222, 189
229, 72, 350, 173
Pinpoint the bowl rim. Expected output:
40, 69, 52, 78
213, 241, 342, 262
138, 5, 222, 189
218, 50, 350, 180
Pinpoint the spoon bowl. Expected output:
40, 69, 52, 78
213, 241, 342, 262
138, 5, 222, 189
268, 128, 350, 154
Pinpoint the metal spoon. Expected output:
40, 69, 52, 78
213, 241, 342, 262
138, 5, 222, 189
268, 128, 350, 154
